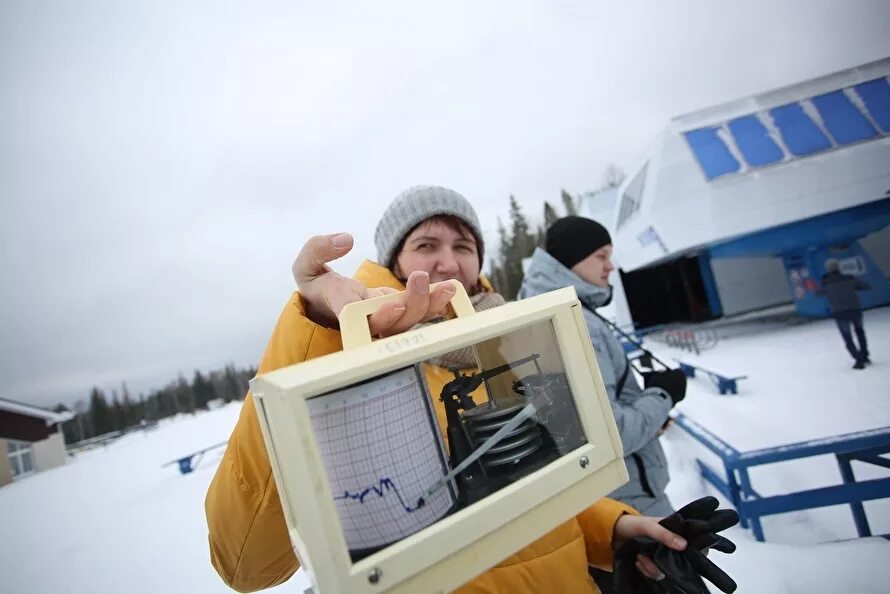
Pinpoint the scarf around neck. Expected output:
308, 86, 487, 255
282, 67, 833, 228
415, 290, 506, 370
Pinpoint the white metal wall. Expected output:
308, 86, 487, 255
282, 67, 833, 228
32, 431, 67, 473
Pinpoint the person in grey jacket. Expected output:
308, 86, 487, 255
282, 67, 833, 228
518, 216, 687, 516
818, 258, 871, 369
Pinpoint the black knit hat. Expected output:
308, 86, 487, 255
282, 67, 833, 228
545, 216, 612, 269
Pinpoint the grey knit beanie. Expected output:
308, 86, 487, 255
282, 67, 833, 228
374, 185, 485, 267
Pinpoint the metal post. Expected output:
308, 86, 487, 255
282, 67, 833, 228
726, 463, 747, 529
737, 467, 764, 541
836, 453, 872, 537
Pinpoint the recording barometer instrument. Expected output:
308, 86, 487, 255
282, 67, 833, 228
251, 281, 628, 593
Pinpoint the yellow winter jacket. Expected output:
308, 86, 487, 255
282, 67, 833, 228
205, 260, 636, 593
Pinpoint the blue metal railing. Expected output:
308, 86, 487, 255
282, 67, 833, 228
673, 413, 890, 541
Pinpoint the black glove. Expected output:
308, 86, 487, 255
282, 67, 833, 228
612, 536, 708, 594
642, 369, 687, 405
612, 496, 740, 594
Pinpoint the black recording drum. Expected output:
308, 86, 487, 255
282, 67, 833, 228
440, 355, 588, 507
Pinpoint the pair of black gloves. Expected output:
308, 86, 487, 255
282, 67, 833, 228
642, 369, 687, 406
612, 496, 740, 594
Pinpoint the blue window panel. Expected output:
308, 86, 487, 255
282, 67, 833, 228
727, 115, 784, 166
769, 103, 832, 156
811, 90, 877, 145
854, 78, 890, 134
684, 127, 740, 179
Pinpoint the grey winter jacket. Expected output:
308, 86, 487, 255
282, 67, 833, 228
818, 271, 870, 313
518, 248, 673, 513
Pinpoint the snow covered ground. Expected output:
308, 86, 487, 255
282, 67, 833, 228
0, 406, 308, 594
1, 308, 889, 593
659, 306, 890, 544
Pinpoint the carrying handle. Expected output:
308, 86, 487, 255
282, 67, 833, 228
339, 279, 474, 350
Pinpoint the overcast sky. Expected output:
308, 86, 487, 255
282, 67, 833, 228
2, 0, 889, 409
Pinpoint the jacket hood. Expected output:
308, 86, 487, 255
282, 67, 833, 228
518, 248, 612, 309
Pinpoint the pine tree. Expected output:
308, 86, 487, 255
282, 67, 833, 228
561, 189, 578, 216
538, 201, 560, 246
495, 217, 511, 293
73, 363, 271, 427
156, 387, 175, 418
504, 196, 535, 297
120, 382, 137, 427
144, 391, 157, 420
497, 217, 510, 266
89, 387, 112, 436
192, 369, 217, 409
208, 371, 226, 404
176, 372, 195, 414
543, 201, 560, 228
157, 382, 179, 417
509, 195, 535, 257
236, 364, 248, 400
111, 392, 125, 431
136, 393, 147, 423
224, 363, 241, 402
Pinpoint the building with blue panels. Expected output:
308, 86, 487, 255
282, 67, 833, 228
605, 58, 890, 327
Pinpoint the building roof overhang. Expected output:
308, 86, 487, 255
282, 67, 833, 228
0, 397, 74, 426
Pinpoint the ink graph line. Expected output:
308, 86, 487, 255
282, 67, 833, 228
334, 477, 426, 513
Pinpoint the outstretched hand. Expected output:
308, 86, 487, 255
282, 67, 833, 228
657, 496, 738, 592
612, 497, 740, 594
292, 233, 457, 337
612, 513, 688, 581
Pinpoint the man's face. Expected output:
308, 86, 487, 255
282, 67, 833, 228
394, 219, 481, 291
571, 245, 614, 288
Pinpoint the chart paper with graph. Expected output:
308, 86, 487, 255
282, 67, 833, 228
307, 366, 455, 552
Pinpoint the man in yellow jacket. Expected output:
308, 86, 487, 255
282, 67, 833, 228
205, 186, 689, 593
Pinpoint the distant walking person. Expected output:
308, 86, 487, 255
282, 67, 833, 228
818, 259, 871, 369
